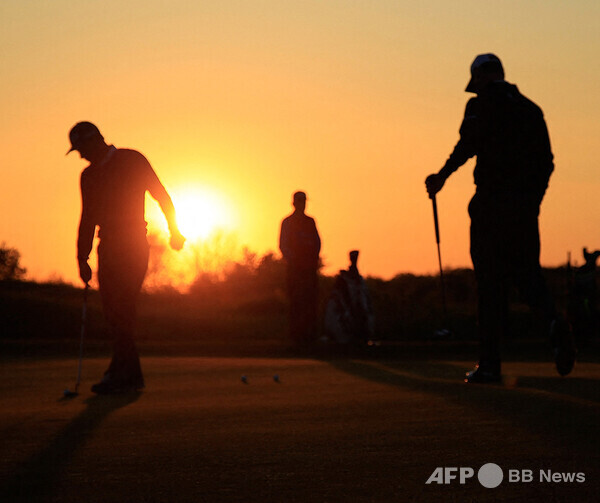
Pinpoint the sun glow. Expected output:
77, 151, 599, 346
171, 188, 235, 241
144, 186, 236, 243
142, 186, 242, 290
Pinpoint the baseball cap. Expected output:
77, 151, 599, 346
66, 122, 103, 154
465, 53, 504, 92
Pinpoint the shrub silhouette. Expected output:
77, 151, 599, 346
0, 243, 26, 281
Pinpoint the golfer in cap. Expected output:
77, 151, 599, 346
68, 122, 185, 394
425, 54, 575, 383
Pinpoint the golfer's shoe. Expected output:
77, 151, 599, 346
551, 318, 577, 376
464, 363, 502, 384
91, 375, 145, 395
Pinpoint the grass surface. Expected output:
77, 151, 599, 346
1, 356, 598, 502
1, 279, 597, 501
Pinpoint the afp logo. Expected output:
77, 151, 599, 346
426, 463, 504, 488
426, 463, 585, 488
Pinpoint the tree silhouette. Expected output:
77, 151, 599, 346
0, 243, 26, 281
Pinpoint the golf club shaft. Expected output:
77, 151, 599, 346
432, 195, 441, 245
75, 284, 88, 393
432, 195, 448, 318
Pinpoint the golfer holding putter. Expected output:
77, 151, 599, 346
68, 122, 185, 394
425, 54, 576, 383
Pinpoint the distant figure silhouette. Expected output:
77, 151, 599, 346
68, 122, 185, 394
569, 247, 600, 345
425, 54, 575, 383
575, 248, 600, 298
279, 191, 321, 348
324, 250, 374, 345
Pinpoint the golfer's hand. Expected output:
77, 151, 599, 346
78, 260, 92, 285
169, 230, 186, 251
425, 173, 445, 199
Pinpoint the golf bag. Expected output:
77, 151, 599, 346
324, 268, 374, 344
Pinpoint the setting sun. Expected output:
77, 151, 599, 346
144, 186, 236, 243
171, 188, 235, 241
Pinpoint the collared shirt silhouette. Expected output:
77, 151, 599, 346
279, 191, 321, 347
69, 121, 185, 394
425, 54, 575, 383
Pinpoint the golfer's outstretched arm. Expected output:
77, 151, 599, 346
148, 176, 185, 250
426, 99, 480, 198
77, 174, 95, 284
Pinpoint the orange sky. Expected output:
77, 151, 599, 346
1, 1, 600, 286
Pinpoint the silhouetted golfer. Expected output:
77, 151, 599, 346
279, 191, 321, 348
68, 122, 185, 394
425, 54, 575, 383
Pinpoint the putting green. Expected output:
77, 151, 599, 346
1, 357, 598, 502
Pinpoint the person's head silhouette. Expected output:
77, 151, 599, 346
66, 122, 109, 163
293, 191, 307, 214
465, 54, 504, 94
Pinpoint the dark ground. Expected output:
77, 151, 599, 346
1, 357, 598, 503
0, 278, 598, 502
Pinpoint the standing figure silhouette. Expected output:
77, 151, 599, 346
425, 54, 576, 383
279, 191, 321, 350
68, 121, 185, 394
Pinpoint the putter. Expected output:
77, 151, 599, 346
63, 284, 89, 398
431, 195, 451, 337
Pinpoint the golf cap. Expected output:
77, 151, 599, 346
465, 53, 504, 92
66, 121, 103, 154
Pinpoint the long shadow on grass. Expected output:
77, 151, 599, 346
331, 360, 600, 458
1, 392, 140, 502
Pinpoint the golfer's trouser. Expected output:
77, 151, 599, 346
98, 236, 149, 385
287, 267, 319, 345
470, 200, 556, 366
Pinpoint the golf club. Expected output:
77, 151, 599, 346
63, 284, 89, 398
431, 195, 451, 337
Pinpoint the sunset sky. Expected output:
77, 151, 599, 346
1, 1, 599, 286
